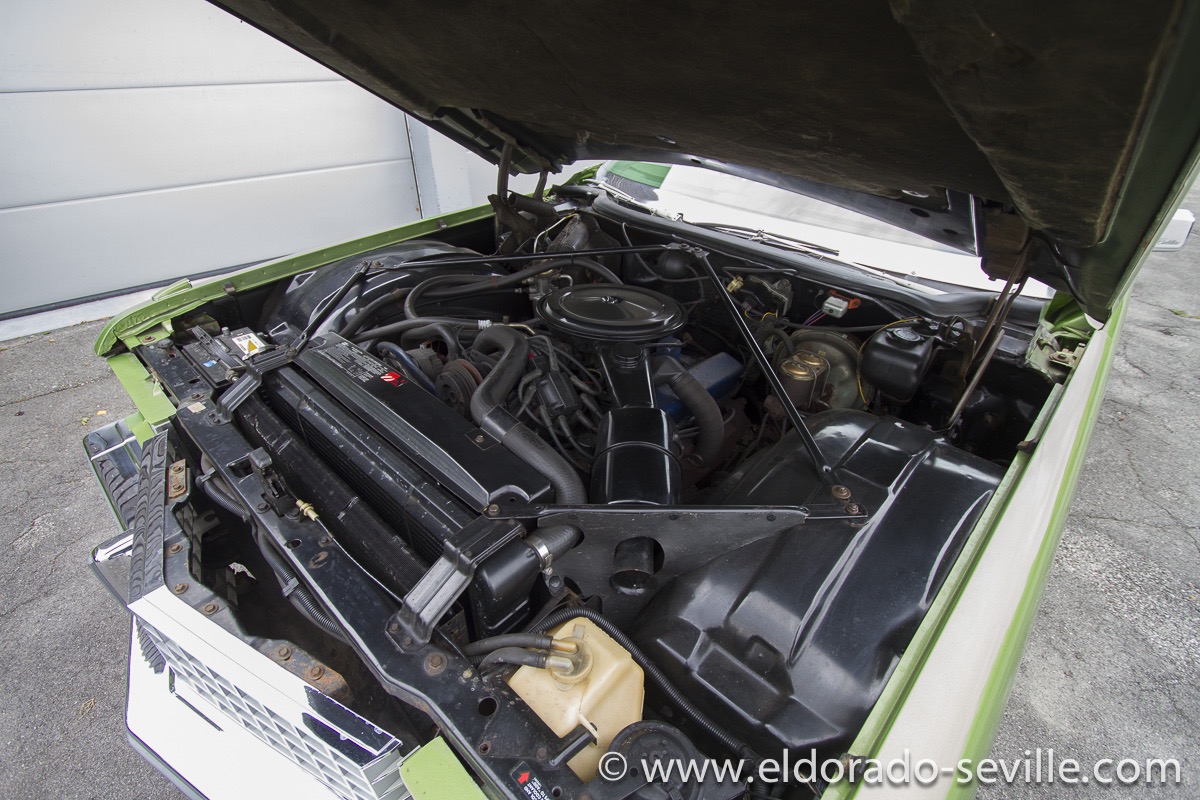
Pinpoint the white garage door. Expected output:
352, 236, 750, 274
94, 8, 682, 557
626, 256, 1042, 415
0, 0, 539, 317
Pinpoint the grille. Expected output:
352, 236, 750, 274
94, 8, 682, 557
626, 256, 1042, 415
139, 622, 409, 800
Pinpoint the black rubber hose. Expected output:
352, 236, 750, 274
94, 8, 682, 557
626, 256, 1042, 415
198, 471, 251, 522
525, 523, 583, 566
404, 274, 483, 320
462, 633, 555, 657
508, 193, 558, 218
339, 287, 410, 339
528, 606, 756, 759
254, 532, 349, 644
653, 361, 724, 467
668, 371, 724, 466
470, 327, 588, 504
351, 317, 473, 344
478, 647, 551, 671
500, 407, 586, 503
471, 325, 532, 414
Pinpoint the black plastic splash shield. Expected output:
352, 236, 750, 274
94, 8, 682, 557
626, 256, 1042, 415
633, 409, 1004, 756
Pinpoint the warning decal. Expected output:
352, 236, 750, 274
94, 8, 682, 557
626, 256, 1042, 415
510, 762, 552, 800
231, 332, 267, 357
380, 371, 404, 386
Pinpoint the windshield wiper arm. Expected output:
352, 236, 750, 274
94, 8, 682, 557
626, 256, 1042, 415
693, 222, 840, 257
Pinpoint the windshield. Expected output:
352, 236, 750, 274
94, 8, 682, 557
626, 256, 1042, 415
594, 161, 1053, 299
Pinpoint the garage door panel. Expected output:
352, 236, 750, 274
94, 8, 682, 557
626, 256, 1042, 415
0, 82, 411, 210
0, 160, 422, 315
0, 0, 333, 92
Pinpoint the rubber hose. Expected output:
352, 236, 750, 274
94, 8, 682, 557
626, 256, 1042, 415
251, 531, 349, 643
508, 194, 558, 218
198, 472, 251, 522
462, 633, 554, 657
470, 327, 587, 504
404, 275, 482, 320
289, 587, 349, 644
471, 326, 531, 415
528, 606, 756, 759
339, 288, 409, 339
478, 647, 550, 671
666, 371, 724, 467
524, 523, 583, 567
351, 317, 473, 344
421, 258, 624, 305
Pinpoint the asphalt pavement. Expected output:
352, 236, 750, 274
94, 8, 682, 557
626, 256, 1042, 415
1, 189, 1197, 798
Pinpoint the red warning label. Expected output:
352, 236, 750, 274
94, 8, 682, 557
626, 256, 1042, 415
380, 371, 403, 386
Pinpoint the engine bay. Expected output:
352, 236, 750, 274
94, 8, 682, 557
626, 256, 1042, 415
138, 187, 1081, 798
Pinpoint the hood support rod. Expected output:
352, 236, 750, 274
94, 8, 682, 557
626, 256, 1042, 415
694, 251, 849, 499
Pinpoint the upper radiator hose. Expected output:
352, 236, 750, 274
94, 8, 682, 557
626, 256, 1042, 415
470, 326, 587, 504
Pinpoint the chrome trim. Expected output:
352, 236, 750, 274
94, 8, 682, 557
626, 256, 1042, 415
89, 428, 414, 800
129, 583, 412, 800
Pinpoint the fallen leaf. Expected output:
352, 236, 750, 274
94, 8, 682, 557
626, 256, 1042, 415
78, 697, 97, 718
96, 409, 108, 416
80, 417, 89, 425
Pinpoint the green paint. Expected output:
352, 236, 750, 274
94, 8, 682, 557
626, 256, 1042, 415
106, 352, 177, 440
605, 161, 673, 188
561, 163, 601, 186
123, 411, 157, 444
1043, 292, 1093, 345
945, 297, 1127, 799
93, 204, 495, 356
399, 738, 486, 800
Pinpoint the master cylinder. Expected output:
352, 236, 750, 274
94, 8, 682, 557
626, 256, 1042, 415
506, 617, 645, 780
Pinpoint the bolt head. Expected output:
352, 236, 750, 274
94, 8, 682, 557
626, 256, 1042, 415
486, 504, 500, 516
168, 543, 183, 555
831, 484, 852, 501
387, 622, 401, 634
172, 583, 188, 594
275, 645, 292, 660
306, 665, 325, 680
255, 502, 270, 512
202, 603, 219, 615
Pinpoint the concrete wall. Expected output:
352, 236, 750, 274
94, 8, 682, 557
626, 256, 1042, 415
0, 0, 543, 317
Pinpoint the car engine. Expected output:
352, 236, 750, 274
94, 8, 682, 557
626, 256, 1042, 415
134, 198, 1063, 797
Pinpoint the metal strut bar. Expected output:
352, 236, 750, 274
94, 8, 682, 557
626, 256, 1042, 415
695, 250, 845, 496
398, 243, 677, 270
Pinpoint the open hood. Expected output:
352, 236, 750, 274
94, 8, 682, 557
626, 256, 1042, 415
207, 0, 1200, 320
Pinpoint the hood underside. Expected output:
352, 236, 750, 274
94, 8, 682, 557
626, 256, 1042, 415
208, 0, 1199, 320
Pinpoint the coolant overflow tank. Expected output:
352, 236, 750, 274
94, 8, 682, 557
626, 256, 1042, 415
507, 617, 644, 780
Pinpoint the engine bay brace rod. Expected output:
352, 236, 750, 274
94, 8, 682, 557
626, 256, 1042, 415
694, 250, 846, 496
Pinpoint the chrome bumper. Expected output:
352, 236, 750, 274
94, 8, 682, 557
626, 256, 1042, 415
88, 423, 412, 800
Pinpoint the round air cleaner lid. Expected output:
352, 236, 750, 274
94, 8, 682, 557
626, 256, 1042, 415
537, 284, 687, 342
